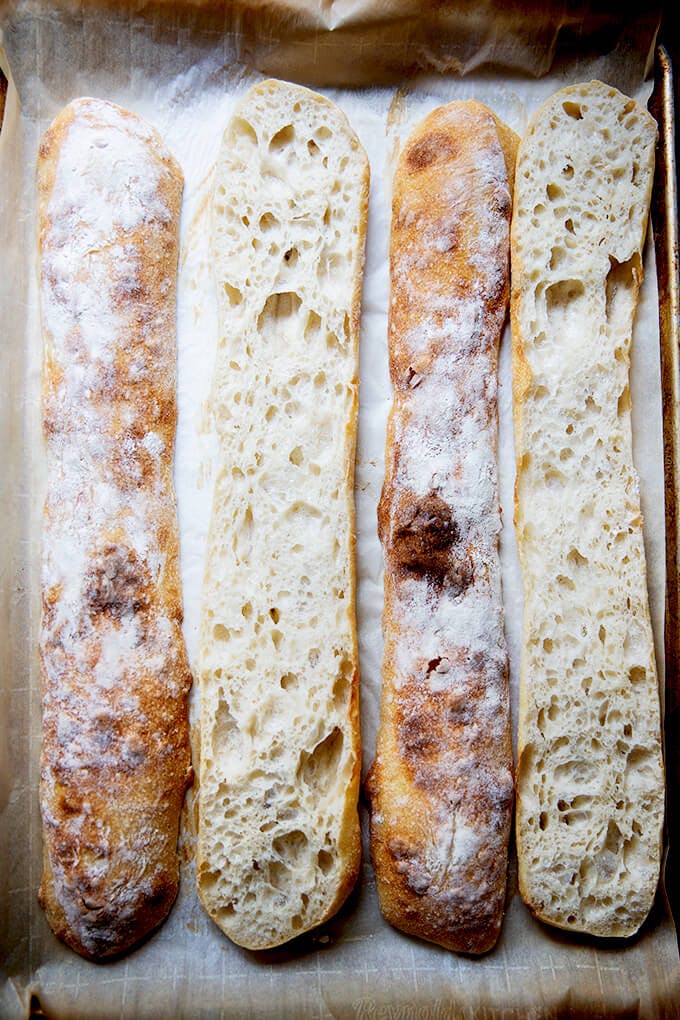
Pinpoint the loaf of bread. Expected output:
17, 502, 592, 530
196, 80, 369, 950
366, 101, 518, 954
511, 81, 664, 937
37, 98, 193, 960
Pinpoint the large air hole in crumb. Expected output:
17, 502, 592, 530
232, 117, 258, 145
603, 820, 622, 855
224, 283, 242, 306
544, 467, 566, 485
258, 292, 303, 339
606, 254, 638, 332
317, 849, 334, 874
213, 700, 238, 746
280, 672, 298, 691
567, 547, 589, 568
545, 278, 585, 320
304, 311, 322, 340
550, 247, 566, 271
333, 674, 350, 709
273, 829, 308, 863
235, 506, 254, 562
617, 386, 631, 416
563, 101, 583, 120
269, 124, 295, 151
298, 727, 344, 790
268, 860, 289, 890
259, 212, 279, 232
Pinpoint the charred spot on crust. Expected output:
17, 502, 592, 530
85, 543, 150, 618
406, 131, 457, 172
390, 493, 473, 595
391, 493, 456, 577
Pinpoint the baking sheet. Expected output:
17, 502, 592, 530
1, 2, 679, 1016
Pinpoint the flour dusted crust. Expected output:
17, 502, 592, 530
511, 81, 664, 937
196, 80, 368, 950
38, 98, 192, 961
366, 101, 517, 954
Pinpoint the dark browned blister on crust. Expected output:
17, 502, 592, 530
37, 98, 192, 961
367, 100, 518, 954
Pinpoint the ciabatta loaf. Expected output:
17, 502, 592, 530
511, 80, 664, 937
367, 101, 517, 954
197, 80, 369, 950
38, 98, 192, 960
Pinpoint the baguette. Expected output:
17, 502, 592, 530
37, 98, 192, 960
197, 80, 369, 950
511, 80, 664, 937
366, 101, 517, 954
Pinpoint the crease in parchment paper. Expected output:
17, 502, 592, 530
1, 3, 678, 1017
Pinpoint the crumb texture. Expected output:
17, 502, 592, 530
367, 101, 517, 955
511, 80, 664, 937
38, 98, 192, 960
197, 80, 368, 950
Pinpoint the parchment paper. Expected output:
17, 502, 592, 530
1, 2, 679, 1017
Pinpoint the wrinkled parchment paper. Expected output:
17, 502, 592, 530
1, 2, 679, 1016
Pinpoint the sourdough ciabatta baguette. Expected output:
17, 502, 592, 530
366, 101, 517, 954
38, 98, 192, 960
511, 81, 664, 937
197, 80, 369, 950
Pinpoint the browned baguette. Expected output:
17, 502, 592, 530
37, 98, 193, 961
366, 101, 517, 954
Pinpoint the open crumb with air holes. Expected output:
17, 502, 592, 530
511, 80, 665, 938
197, 79, 369, 950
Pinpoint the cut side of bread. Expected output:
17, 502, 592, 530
511, 80, 664, 937
367, 101, 517, 954
197, 79, 369, 950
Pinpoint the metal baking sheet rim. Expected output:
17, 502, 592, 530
651, 44, 680, 940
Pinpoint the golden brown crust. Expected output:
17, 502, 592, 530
367, 101, 518, 954
37, 98, 192, 961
